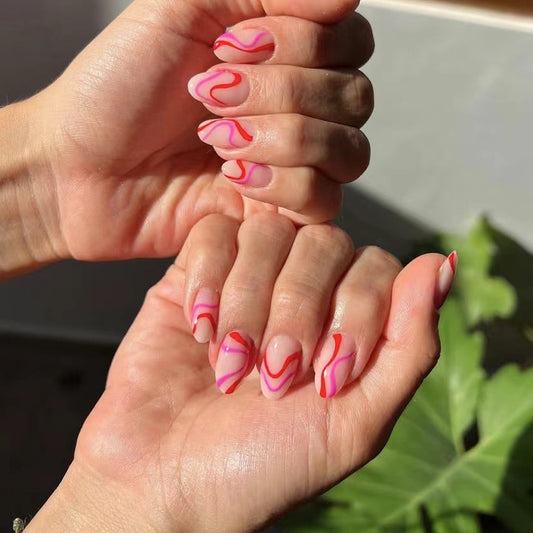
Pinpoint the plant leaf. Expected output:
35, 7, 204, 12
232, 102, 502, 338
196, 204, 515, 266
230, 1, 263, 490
439, 218, 516, 325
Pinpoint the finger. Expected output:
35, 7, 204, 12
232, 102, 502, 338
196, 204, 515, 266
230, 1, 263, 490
211, 213, 297, 394
360, 253, 458, 429
213, 13, 374, 68
221, 160, 342, 224
176, 214, 240, 344
197, 115, 370, 183
312, 246, 402, 399
192, 0, 361, 27
259, 224, 355, 399
188, 65, 373, 128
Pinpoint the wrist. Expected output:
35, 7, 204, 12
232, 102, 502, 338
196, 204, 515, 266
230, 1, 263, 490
24, 461, 158, 533
0, 97, 68, 279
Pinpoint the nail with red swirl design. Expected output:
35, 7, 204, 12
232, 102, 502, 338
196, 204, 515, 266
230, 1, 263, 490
222, 160, 272, 188
214, 29, 275, 63
188, 69, 249, 107
191, 288, 219, 344
197, 119, 254, 149
435, 251, 459, 309
260, 335, 301, 400
215, 331, 253, 395
314, 333, 356, 399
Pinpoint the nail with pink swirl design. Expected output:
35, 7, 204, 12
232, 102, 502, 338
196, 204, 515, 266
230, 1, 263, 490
222, 160, 272, 188
197, 119, 254, 149
188, 69, 249, 107
215, 331, 253, 395
191, 288, 219, 344
260, 335, 301, 400
214, 29, 275, 63
314, 333, 356, 399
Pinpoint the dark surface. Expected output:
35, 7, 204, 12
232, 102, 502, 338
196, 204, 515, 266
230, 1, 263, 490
1, 335, 115, 526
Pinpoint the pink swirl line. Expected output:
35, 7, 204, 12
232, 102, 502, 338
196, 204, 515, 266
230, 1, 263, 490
194, 71, 225, 100
221, 344, 248, 356
261, 369, 297, 393
238, 163, 260, 185
218, 32, 269, 49
328, 352, 355, 397
192, 302, 219, 317
217, 363, 247, 388
199, 121, 239, 148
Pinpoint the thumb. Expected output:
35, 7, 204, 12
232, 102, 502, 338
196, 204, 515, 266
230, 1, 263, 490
191, 0, 361, 25
360, 253, 457, 430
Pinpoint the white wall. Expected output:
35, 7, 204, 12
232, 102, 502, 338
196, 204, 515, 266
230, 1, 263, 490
0, 0, 531, 343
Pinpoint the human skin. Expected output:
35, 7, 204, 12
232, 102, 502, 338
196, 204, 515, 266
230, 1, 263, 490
24, 214, 456, 532
0, 0, 374, 279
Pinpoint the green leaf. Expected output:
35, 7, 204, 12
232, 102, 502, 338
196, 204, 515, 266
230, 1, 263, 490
439, 218, 516, 325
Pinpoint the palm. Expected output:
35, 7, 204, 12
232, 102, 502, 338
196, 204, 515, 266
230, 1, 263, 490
43, 3, 271, 261
75, 266, 380, 531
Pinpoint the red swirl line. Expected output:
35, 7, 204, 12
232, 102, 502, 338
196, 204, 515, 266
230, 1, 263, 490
208, 72, 243, 106
197, 120, 253, 143
230, 331, 249, 348
263, 350, 301, 379
320, 334, 342, 398
192, 313, 216, 335
214, 41, 275, 54
224, 160, 247, 182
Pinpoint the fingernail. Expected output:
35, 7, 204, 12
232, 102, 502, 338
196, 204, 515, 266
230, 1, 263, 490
191, 289, 219, 344
222, 160, 272, 188
188, 69, 249, 107
216, 331, 253, 395
214, 28, 275, 63
314, 333, 356, 399
260, 336, 301, 400
197, 119, 254, 149
435, 251, 459, 309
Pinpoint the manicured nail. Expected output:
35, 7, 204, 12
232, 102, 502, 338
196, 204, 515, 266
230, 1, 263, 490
188, 69, 249, 107
214, 28, 275, 63
191, 289, 219, 344
435, 251, 459, 309
216, 331, 253, 395
197, 119, 254, 149
260, 336, 301, 400
314, 333, 356, 399
222, 160, 272, 188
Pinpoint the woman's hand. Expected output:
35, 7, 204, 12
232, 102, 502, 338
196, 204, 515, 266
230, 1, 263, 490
25, 214, 457, 532
12, 0, 373, 269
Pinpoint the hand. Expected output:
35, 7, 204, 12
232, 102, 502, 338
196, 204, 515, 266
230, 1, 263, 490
25, 214, 457, 532
24, 0, 373, 263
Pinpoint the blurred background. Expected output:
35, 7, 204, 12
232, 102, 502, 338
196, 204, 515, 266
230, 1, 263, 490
1, 0, 532, 529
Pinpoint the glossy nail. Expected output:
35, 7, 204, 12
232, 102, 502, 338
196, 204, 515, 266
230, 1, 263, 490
222, 160, 272, 188
260, 336, 301, 400
214, 28, 275, 63
191, 289, 219, 344
314, 333, 356, 399
197, 119, 254, 149
188, 70, 249, 107
216, 331, 253, 395
435, 251, 459, 309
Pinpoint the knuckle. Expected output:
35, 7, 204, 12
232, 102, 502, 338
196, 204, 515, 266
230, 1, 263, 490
359, 246, 403, 273
350, 284, 387, 319
344, 72, 374, 126
274, 283, 326, 321
299, 224, 354, 257
286, 115, 310, 151
240, 212, 295, 241
279, 69, 302, 112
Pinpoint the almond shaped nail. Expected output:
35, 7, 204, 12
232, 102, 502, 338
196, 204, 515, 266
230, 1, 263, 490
314, 333, 356, 399
436, 251, 459, 309
214, 29, 275, 63
191, 288, 219, 344
188, 69, 249, 107
197, 119, 254, 149
260, 335, 301, 400
215, 331, 253, 395
222, 160, 272, 188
